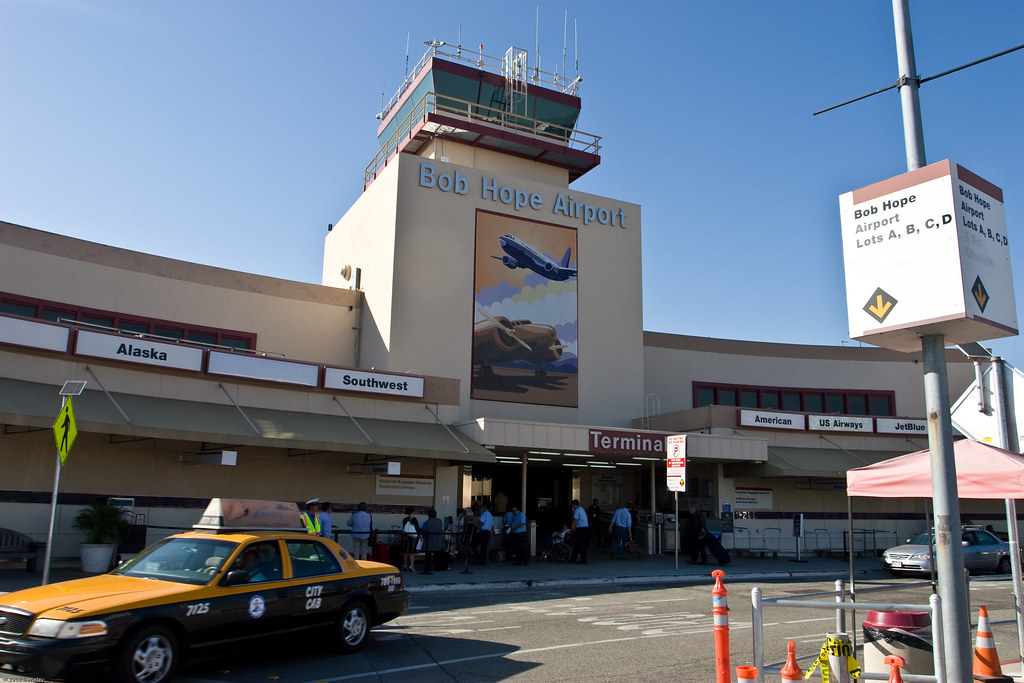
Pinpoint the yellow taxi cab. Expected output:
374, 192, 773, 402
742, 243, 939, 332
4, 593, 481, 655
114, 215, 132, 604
0, 499, 409, 683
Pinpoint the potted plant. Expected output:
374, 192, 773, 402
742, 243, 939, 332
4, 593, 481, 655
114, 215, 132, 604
72, 501, 129, 572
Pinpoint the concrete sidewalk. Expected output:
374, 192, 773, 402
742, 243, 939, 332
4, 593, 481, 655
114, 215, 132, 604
0, 551, 887, 595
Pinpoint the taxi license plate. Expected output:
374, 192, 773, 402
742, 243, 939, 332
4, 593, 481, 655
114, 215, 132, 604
891, 561, 902, 568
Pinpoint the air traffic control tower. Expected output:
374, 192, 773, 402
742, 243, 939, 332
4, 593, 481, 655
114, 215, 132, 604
324, 41, 645, 429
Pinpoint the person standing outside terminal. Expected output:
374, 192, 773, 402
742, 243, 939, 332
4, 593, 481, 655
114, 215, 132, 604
419, 509, 444, 575
300, 498, 321, 535
347, 502, 373, 560
569, 499, 589, 564
587, 498, 604, 548
609, 503, 632, 559
508, 505, 528, 565
474, 501, 494, 565
317, 501, 333, 539
687, 503, 708, 565
400, 506, 420, 572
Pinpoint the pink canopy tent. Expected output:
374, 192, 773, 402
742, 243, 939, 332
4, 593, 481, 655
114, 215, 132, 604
845, 438, 1024, 668
847, 438, 1024, 499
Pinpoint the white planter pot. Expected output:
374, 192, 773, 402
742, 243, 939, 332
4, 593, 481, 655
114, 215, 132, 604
80, 543, 115, 573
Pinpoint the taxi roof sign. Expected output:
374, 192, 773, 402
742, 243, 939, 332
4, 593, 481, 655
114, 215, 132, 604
194, 498, 302, 531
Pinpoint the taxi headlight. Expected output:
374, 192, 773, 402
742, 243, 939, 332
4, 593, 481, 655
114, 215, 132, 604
28, 618, 108, 639
909, 552, 931, 560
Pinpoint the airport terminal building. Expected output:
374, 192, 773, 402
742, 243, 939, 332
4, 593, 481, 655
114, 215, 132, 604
0, 43, 982, 562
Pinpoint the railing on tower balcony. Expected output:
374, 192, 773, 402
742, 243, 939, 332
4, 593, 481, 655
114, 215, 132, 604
363, 90, 602, 188
381, 40, 583, 121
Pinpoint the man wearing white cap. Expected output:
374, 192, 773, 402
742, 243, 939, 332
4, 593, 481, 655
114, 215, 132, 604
300, 498, 321, 535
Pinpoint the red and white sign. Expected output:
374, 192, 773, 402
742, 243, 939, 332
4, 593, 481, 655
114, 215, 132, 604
666, 434, 687, 493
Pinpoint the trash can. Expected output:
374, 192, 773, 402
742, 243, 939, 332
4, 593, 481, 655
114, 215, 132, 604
863, 610, 932, 675
26, 542, 46, 573
662, 521, 677, 551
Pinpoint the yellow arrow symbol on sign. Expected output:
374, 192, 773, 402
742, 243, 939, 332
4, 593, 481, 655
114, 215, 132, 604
868, 294, 892, 319
973, 282, 988, 308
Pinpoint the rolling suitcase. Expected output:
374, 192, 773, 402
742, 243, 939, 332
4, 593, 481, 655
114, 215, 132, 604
704, 533, 730, 566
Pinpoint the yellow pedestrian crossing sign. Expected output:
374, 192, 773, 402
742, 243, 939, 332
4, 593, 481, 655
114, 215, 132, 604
53, 396, 78, 466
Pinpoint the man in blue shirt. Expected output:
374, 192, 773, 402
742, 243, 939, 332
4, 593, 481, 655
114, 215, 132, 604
473, 502, 494, 565
508, 505, 528, 565
569, 499, 590, 564
609, 504, 632, 559
347, 501, 373, 560
318, 501, 333, 539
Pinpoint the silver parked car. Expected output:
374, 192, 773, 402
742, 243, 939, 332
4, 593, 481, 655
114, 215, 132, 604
882, 527, 1012, 576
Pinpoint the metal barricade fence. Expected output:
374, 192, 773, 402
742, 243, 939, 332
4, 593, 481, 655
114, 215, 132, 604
732, 527, 753, 557
763, 527, 782, 557
750, 579, 945, 682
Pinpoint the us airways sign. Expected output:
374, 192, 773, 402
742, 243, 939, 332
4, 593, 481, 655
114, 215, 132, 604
589, 429, 669, 456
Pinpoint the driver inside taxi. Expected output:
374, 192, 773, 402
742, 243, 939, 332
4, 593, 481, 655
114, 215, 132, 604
238, 548, 266, 581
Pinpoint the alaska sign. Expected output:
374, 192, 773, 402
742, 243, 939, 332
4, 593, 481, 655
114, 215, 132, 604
75, 330, 204, 371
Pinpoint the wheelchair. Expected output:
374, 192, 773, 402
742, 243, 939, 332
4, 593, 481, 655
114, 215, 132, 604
541, 532, 572, 563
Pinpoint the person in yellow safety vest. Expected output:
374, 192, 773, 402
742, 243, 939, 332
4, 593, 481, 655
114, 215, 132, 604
301, 498, 321, 535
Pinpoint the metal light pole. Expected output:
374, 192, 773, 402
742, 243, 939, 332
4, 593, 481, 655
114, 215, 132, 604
992, 357, 1024, 668
892, 1, 970, 677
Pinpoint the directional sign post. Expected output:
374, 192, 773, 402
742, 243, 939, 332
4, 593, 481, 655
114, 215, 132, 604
43, 381, 86, 585
666, 435, 687, 569
839, 159, 1016, 353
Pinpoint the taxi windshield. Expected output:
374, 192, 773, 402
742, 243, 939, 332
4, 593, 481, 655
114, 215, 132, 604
111, 537, 239, 585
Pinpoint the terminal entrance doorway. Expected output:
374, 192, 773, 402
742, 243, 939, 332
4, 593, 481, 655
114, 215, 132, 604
468, 464, 573, 538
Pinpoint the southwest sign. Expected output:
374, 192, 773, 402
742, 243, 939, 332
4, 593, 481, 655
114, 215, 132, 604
839, 160, 1016, 352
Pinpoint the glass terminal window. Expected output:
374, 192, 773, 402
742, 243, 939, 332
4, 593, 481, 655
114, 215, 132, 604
694, 382, 896, 417
0, 292, 255, 351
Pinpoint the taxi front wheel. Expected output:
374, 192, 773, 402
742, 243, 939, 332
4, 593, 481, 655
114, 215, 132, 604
112, 624, 178, 683
336, 600, 371, 653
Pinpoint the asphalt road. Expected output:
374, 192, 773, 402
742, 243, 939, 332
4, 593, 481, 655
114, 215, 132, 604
5, 576, 1020, 682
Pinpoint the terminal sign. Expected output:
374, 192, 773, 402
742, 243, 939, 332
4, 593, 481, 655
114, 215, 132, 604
839, 160, 1016, 352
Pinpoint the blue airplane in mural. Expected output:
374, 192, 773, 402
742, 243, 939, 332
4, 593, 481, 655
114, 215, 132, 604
492, 234, 577, 281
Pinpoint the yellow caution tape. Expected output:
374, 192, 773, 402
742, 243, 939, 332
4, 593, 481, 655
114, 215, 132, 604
803, 634, 861, 681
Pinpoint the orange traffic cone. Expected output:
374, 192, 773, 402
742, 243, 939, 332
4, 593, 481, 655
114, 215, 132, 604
735, 665, 757, 681
780, 640, 803, 680
974, 605, 1008, 680
884, 654, 905, 683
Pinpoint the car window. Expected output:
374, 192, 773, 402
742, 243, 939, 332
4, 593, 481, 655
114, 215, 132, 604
112, 538, 239, 585
228, 541, 283, 583
287, 539, 342, 578
975, 531, 1000, 546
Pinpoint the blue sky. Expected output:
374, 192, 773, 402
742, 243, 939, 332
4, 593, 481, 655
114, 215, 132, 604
3, 1, 1023, 365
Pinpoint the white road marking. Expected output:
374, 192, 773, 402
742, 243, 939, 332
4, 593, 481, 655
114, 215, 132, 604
308, 633, 682, 682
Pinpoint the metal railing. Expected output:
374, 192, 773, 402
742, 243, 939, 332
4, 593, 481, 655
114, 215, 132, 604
750, 579, 945, 682
364, 90, 602, 187
378, 40, 583, 122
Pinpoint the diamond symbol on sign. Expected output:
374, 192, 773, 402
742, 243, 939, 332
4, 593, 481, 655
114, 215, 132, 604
863, 287, 897, 323
971, 276, 990, 312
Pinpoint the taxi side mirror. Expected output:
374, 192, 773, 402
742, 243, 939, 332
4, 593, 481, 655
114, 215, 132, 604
223, 570, 251, 586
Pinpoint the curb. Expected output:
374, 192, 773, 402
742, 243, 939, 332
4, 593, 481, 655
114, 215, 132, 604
405, 568, 888, 593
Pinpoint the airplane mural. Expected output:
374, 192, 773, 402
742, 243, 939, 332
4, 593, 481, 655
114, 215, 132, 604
473, 307, 567, 375
492, 234, 577, 282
